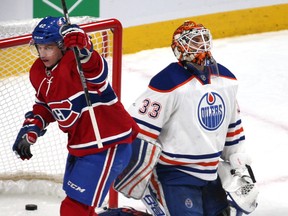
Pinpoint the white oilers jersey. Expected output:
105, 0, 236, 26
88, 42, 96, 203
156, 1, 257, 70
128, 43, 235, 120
129, 62, 246, 181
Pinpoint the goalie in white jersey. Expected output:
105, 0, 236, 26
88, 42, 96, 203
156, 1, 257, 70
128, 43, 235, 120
123, 21, 259, 216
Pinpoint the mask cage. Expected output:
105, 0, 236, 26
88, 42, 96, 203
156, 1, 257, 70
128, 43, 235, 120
177, 28, 212, 54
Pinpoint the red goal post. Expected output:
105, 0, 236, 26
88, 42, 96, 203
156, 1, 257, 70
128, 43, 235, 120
0, 17, 122, 208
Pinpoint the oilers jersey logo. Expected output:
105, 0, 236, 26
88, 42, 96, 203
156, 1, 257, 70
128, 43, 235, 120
197, 92, 225, 131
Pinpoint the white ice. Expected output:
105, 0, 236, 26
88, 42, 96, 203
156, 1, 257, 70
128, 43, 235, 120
0, 30, 288, 215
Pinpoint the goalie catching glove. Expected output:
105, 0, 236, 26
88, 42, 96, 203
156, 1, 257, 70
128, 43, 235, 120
12, 111, 47, 160
61, 24, 93, 62
218, 153, 259, 214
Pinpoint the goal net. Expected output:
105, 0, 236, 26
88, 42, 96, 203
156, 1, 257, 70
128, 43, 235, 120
0, 16, 122, 208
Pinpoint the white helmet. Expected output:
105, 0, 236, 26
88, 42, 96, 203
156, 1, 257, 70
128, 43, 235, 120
171, 21, 219, 78
171, 20, 213, 64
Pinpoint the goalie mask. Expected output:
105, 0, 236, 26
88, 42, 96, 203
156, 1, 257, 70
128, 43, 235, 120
30, 16, 66, 56
171, 20, 219, 77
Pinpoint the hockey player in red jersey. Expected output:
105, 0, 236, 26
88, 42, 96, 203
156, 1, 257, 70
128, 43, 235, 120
119, 21, 259, 215
12, 16, 139, 216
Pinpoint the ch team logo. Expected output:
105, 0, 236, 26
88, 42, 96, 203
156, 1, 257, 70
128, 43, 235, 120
49, 100, 80, 128
197, 92, 225, 131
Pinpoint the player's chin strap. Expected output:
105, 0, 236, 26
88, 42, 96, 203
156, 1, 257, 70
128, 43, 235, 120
218, 153, 259, 215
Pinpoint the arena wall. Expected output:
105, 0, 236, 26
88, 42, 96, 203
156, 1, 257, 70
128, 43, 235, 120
122, 4, 288, 54
1, 1, 287, 55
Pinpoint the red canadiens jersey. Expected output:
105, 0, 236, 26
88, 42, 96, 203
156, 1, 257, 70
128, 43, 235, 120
29, 50, 139, 156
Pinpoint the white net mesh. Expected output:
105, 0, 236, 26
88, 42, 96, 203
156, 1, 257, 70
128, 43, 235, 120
0, 16, 99, 39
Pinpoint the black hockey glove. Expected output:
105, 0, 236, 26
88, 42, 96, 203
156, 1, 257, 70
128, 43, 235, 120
12, 111, 46, 160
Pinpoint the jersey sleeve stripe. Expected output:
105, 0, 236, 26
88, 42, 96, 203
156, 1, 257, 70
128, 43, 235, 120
133, 118, 161, 132
225, 135, 245, 146
228, 119, 242, 128
139, 128, 158, 139
226, 127, 244, 137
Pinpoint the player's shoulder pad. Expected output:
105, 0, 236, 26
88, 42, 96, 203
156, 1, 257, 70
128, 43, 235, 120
149, 62, 193, 92
217, 63, 237, 80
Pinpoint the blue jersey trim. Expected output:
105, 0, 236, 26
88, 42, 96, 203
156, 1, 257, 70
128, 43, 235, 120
225, 135, 245, 146
162, 150, 222, 160
149, 62, 236, 92
149, 63, 193, 91
228, 119, 242, 129
217, 63, 236, 79
133, 117, 162, 132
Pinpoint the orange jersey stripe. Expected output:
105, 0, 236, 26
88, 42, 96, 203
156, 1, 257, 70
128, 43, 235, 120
139, 128, 158, 139
160, 155, 219, 167
227, 127, 244, 137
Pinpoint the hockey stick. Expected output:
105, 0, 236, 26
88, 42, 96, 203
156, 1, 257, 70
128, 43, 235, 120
60, 0, 103, 148
141, 185, 167, 216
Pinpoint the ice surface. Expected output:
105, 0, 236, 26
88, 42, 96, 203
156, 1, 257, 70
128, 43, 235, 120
1, 30, 287, 215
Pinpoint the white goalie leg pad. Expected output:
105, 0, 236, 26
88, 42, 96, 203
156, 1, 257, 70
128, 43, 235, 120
114, 138, 162, 199
218, 160, 259, 214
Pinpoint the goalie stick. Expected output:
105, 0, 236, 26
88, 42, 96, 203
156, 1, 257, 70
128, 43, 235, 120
60, 0, 103, 148
141, 185, 167, 216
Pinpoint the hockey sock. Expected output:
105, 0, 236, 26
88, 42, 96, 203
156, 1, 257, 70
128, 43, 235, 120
60, 196, 98, 216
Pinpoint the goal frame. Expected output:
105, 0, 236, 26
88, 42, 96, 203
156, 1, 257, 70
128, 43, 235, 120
0, 18, 122, 209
